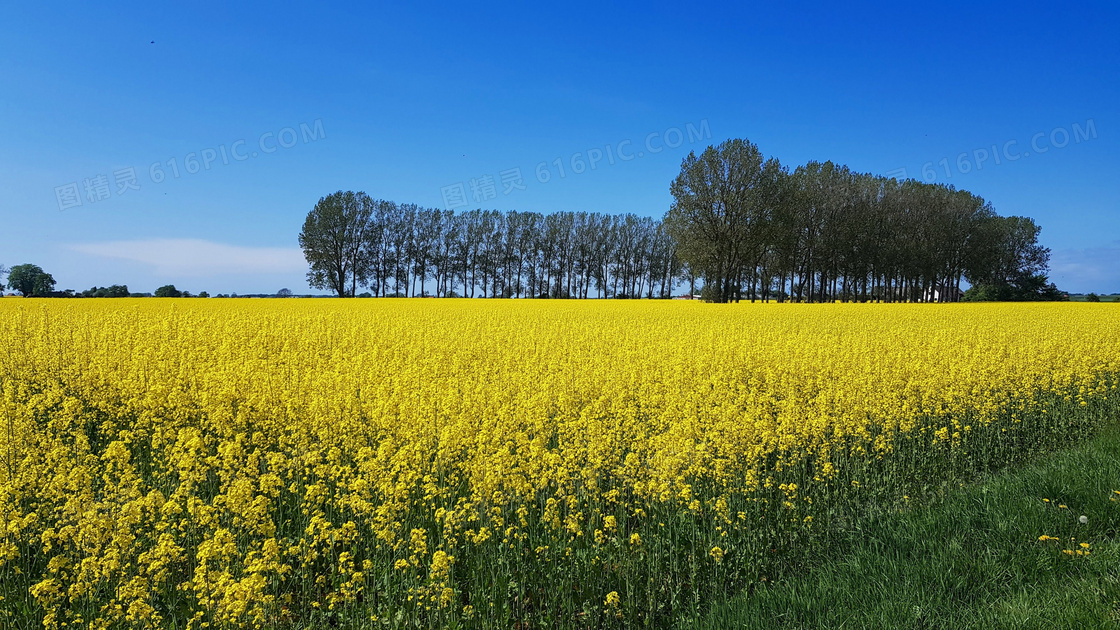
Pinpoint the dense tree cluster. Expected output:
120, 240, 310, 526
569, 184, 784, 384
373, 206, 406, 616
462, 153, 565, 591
300, 191, 681, 299
666, 139, 1064, 302
80, 285, 130, 298
5, 264, 56, 297
154, 285, 199, 298
302, 153, 1062, 303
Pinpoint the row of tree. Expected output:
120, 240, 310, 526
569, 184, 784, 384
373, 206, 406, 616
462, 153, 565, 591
0, 267, 305, 298
665, 139, 1062, 303
0, 269, 218, 298
300, 139, 1063, 302
300, 194, 682, 299
5, 136, 1067, 303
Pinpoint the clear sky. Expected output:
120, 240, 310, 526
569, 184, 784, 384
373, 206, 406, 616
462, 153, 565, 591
2, 2, 1117, 294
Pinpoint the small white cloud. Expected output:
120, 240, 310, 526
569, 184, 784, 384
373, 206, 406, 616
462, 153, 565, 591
69, 239, 306, 277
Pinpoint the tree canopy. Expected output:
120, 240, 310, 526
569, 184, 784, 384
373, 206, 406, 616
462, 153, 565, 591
81, 285, 130, 298
300, 199, 680, 299
299, 191, 375, 298
7, 264, 56, 297
297, 140, 1065, 302
666, 139, 1064, 303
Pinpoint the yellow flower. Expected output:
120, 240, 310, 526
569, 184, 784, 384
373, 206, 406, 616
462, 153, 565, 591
3, 299, 1119, 624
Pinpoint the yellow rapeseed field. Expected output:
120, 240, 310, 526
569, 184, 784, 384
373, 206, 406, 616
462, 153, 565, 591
1, 299, 1118, 628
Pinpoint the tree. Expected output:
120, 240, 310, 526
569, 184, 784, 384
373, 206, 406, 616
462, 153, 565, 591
300, 191, 375, 298
7, 264, 56, 297
154, 285, 181, 298
1086, 292, 1101, 303
0, 264, 7, 292
198, 291, 210, 298
962, 216, 1063, 301
82, 284, 129, 297
293, 165, 1057, 303
665, 139, 778, 302
277, 288, 293, 297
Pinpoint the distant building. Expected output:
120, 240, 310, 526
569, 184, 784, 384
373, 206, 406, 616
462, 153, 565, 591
927, 286, 963, 302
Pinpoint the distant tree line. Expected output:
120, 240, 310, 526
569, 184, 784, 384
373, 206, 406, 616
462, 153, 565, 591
82, 285, 131, 298
0, 269, 318, 298
301, 139, 1065, 302
300, 192, 680, 299
0, 136, 1078, 303
0, 270, 213, 298
665, 139, 1064, 303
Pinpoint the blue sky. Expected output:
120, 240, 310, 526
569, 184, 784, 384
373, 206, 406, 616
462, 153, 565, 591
1, 2, 1117, 294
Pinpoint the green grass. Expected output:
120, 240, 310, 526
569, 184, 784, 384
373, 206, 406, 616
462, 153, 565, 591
695, 424, 1120, 630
